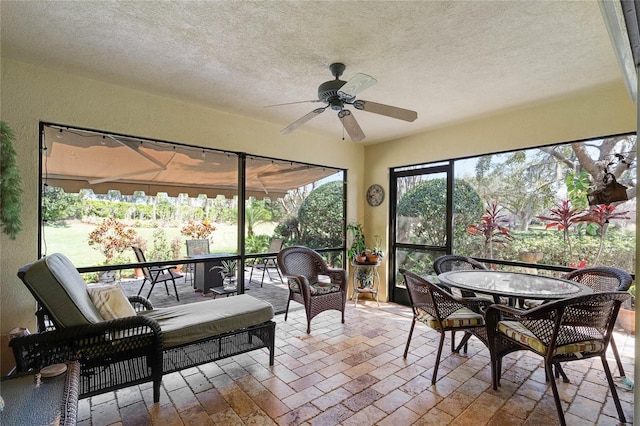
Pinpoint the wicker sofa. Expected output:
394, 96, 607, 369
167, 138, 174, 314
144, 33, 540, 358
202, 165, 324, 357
9, 253, 276, 403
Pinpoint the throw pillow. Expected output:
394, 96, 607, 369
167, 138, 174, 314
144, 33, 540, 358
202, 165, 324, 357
87, 283, 137, 321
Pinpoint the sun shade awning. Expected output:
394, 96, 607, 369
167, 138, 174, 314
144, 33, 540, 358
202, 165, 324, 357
43, 126, 339, 199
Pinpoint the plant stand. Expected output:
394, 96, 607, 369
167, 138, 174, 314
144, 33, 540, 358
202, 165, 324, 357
351, 261, 380, 307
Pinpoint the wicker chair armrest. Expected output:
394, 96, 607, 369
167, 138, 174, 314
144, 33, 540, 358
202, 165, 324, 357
128, 295, 154, 311
10, 316, 163, 373
283, 273, 312, 298
325, 268, 348, 290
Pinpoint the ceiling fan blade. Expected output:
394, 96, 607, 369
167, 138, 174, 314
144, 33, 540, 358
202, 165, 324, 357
264, 99, 323, 108
280, 107, 327, 135
338, 73, 377, 101
353, 100, 418, 122
338, 110, 365, 142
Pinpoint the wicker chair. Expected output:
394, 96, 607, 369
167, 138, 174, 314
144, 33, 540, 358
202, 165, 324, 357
433, 254, 488, 298
563, 266, 633, 379
277, 246, 347, 333
400, 269, 491, 384
486, 292, 630, 426
132, 246, 183, 301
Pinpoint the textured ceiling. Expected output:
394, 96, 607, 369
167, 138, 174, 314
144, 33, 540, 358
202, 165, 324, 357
0, 1, 623, 144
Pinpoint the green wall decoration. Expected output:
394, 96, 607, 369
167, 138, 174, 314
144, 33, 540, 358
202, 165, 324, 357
0, 121, 23, 239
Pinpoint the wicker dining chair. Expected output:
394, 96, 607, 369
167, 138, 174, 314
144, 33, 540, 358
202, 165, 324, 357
400, 269, 491, 384
563, 266, 633, 380
486, 291, 630, 426
277, 246, 347, 334
433, 254, 488, 297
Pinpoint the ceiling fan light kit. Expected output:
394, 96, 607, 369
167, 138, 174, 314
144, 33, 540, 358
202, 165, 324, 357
277, 63, 418, 142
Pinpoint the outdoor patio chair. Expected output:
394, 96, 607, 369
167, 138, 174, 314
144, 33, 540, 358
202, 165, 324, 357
433, 254, 488, 297
277, 246, 347, 333
400, 269, 491, 384
185, 239, 210, 285
563, 266, 633, 381
486, 291, 630, 426
132, 246, 183, 301
249, 238, 284, 287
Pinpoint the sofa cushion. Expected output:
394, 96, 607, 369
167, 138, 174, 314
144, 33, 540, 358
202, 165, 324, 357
87, 284, 137, 320
139, 294, 274, 348
20, 253, 104, 327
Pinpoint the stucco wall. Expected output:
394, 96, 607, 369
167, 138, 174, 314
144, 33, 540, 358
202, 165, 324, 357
363, 81, 637, 302
1, 58, 637, 376
0, 59, 365, 374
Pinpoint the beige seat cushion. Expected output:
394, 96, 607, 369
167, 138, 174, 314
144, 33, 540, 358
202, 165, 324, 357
498, 320, 605, 356
417, 307, 484, 329
140, 294, 274, 348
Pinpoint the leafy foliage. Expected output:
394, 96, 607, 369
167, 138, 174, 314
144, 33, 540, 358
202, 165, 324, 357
148, 227, 172, 261
180, 219, 216, 240
88, 217, 138, 263
536, 200, 589, 261
397, 178, 483, 246
298, 181, 344, 249
42, 186, 82, 222
466, 201, 513, 258
0, 121, 23, 239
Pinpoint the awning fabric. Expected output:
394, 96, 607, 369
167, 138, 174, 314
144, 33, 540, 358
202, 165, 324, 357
43, 126, 338, 199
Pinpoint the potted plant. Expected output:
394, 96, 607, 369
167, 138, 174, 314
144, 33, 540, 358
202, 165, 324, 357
618, 284, 635, 335
366, 235, 384, 263
211, 259, 237, 290
347, 223, 367, 263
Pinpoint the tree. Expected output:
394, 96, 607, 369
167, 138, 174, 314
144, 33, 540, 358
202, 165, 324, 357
42, 186, 81, 222
470, 151, 556, 230
397, 179, 483, 247
540, 135, 637, 200
297, 181, 344, 248
245, 198, 272, 236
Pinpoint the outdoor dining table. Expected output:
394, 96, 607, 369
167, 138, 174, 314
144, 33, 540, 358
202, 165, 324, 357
437, 270, 593, 306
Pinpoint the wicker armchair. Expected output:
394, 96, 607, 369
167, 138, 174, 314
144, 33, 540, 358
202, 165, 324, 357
277, 246, 347, 333
400, 269, 491, 384
486, 292, 630, 426
563, 266, 633, 380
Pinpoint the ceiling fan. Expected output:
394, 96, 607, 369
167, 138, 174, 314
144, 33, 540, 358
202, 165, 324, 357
272, 63, 418, 142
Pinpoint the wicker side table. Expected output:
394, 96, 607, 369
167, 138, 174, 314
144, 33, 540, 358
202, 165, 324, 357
0, 361, 80, 426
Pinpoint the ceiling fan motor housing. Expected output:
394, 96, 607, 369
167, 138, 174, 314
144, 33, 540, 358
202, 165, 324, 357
318, 79, 347, 109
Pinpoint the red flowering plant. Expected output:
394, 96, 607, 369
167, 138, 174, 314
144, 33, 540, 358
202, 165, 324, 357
88, 217, 138, 264
580, 203, 630, 264
467, 201, 513, 259
536, 200, 589, 262
180, 219, 216, 241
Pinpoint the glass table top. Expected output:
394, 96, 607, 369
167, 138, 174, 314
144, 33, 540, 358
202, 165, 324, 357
437, 270, 592, 300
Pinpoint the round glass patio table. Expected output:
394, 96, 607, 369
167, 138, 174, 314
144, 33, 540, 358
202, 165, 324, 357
437, 270, 592, 302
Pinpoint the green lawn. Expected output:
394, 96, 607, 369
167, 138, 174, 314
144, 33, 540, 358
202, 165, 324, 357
43, 221, 256, 267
